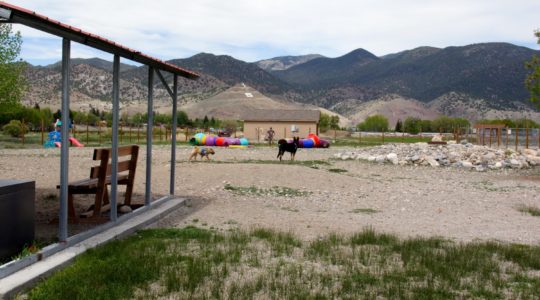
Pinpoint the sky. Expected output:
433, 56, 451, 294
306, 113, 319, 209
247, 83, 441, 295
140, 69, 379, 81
5, 0, 540, 66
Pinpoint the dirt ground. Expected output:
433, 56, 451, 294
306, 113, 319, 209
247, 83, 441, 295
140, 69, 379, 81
1, 145, 540, 245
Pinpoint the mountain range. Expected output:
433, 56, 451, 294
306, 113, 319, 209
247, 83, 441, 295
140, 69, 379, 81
21, 42, 540, 125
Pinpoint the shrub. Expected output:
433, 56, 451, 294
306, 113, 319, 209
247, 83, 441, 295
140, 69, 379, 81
2, 119, 26, 137
404, 117, 422, 134
357, 115, 389, 132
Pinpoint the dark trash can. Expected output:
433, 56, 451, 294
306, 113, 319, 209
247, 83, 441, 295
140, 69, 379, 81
0, 180, 35, 262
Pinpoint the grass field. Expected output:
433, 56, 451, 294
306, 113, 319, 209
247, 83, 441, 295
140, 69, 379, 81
25, 227, 540, 299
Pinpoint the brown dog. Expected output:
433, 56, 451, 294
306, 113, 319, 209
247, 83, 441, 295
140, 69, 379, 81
189, 146, 215, 161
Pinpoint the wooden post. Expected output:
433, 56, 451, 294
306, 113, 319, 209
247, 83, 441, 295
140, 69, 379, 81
538, 128, 540, 149
159, 126, 162, 141
505, 128, 509, 149
137, 126, 141, 143
21, 119, 25, 146
185, 127, 188, 142
489, 128, 492, 147
334, 129, 337, 140
382, 131, 385, 144
524, 126, 529, 149
515, 128, 519, 151
129, 125, 132, 143
358, 131, 361, 145
466, 126, 469, 143
86, 123, 89, 145
41, 118, 45, 145
98, 123, 102, 145
497, 128, 501, 147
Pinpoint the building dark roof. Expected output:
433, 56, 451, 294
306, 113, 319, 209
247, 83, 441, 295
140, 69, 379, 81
243, 109, 320, 122
0, 1, 198, 79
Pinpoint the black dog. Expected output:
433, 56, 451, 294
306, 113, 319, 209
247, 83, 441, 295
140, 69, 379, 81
277, 137, 300, 161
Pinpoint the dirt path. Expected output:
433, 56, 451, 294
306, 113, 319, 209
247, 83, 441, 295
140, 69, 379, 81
1, 145, 539, 244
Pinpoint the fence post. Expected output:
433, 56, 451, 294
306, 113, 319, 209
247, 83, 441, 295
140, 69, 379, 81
505, 128, 509, 149
129, 125, 132, 143
86, 122, 89, 145
41, 118, 45, 145
515, 128, 519, 151
382, 131, 385, 144
526, 126, 529, 149
137, 126, 140, 143
358, 131, 361, 145
21, 119, 25, 146
98, 124, 102, 145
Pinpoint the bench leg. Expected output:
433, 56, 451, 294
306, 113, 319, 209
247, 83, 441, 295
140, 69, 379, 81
68, 192, 79, 223
92, 186, 107, 219
124, 183, 134, 206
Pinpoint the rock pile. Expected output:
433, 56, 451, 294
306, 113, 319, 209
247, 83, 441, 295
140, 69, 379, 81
334, 142, 540, 171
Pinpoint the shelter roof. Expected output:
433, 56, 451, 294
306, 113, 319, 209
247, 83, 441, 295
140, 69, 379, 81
0, 1, 199, 79
243, 109, 320, 122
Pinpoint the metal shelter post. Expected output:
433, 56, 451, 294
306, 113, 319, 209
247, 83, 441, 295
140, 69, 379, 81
110, 54, 120, 221
145, 67, 154, 206
59, 38, 70, 242
170, 74, 178, 195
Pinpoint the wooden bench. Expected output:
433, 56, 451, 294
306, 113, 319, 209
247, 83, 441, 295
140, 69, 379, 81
57, 145, 139, 223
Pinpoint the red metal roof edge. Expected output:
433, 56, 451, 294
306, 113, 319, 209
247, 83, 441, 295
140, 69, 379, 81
0, 1, 199, 79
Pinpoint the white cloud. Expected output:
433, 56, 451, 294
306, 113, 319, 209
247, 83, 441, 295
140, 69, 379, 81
7, 0, 540, 64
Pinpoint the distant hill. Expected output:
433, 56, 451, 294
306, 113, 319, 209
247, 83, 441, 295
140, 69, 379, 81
275, 43, 540, 109
167, 53, 299, 99
20, 42, 540, 124
176, 83, 350, 126
274, 48, 379, 87
44, 57, 137, 73
256, 54, 324, 71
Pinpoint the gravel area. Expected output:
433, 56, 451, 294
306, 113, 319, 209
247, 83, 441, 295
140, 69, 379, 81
1, 145, 540, 245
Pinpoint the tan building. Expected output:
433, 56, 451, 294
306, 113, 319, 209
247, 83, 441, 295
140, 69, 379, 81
243, 109, 321, 142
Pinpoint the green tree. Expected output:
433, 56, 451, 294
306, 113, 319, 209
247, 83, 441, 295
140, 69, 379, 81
0, 24, 25, 106
525, 30, 540, 105
357, 114, 389, 132
319, 113, 330, 132
420, 119, 433, 132
403, 117, 422, 134
329, 115, 340, 130
395, 119, 403, 132
176, 111, 190, 127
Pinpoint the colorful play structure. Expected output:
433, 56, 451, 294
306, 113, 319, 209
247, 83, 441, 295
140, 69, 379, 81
43, 120, 84, 148
189, 132, 330, 148
294, 133, 330, 148
190, 133, 249, 147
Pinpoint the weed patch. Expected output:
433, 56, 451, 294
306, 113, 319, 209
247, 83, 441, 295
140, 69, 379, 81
517, 205, 540, 217
350, 208, 379, 214
224, 184, 311, 197
26, 227, 540, 299
328, 168, 347, 173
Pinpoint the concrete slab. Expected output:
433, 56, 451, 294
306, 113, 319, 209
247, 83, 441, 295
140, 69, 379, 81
0, 197, 186, 299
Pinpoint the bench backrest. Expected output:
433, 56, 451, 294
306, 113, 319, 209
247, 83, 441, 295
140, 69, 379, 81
89, 145, 139, 181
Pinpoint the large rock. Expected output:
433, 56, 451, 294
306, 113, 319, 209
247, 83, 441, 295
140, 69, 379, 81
461, 161, 474, 169
523, 149, 538, 156
425, 156, 440, 167
386, 153, 398, 165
